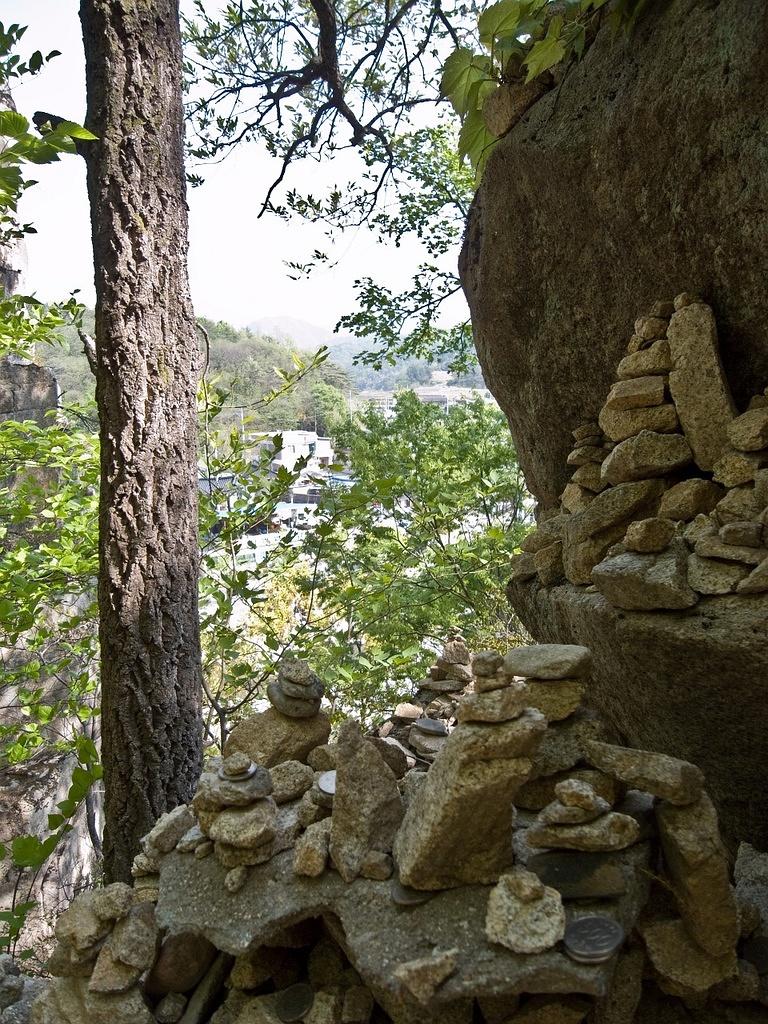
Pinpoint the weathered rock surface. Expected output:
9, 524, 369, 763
526, 813, 640, 852
224, 708, 331, 768
584, 741, 703, 806
508, 579, 768, 848
666, 303, 736, 470
562, 480, 665, 584
503, 644, 591, 680
592, 542, 698, 611
656, 794, 740, 957
485, 869, 565, 954
641, 918, 736, 993
156, 848, 645, 1008
393, 710, 546, 889
460, 0, 768, 505
601, 431, 692, 485
330, 721, 403, 882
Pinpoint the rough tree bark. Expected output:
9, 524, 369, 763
79, 0, 203, 883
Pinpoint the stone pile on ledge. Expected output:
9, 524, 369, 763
28, 646, 768, 1024
511, 294, 768, 607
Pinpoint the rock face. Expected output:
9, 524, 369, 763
459, 0, 768, 505
509, 581, 768, 849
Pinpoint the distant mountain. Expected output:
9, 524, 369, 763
247, 316, 357, 350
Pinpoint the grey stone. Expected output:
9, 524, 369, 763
270, 761, 314, 804
532, 711, 617, 777
591, 540, 698, 611
656, 793, 740, 958
329, 720, 403, 882
224, 708, 331, 768
598, 405, 680, 444
267, 681, 321, 719
640, 918, 736, 993
659, 478, 724, 521
526, 812, 640, 852
178, 953, 233, 1024
623, 517, 675, 554
616, 340, 672, 380
502, 644, 592, 680
154, 994, 187, 1024
537, 795, 610, 826
728, 408, 768, 452
720, 520, 763, 547
584, 740, 703, 806
293, 818, 332, 877
456, 684, 527, 723
30, 978, 154, 1024
600, 430, 692, 485
737, 556, 768, 594
695, 534, 765, 565
713, 449, 768, 488
91, 884, 133, 922
519, 678, 585, 723
393, 949, 458, 1004
687, 554, 749, 594
667, 303, 737, 470
207, 799, 277, 851
485, 869, 565, 954
144, 932, 217, 997
604, 376, 666, 411
562, 479, 666, 584
193, 763, 273, 812
393, 710, 546, 889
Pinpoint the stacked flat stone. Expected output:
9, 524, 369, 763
504, 645, 624, 835
268, 656, 325, 718
191, 751, 278, 888
417, 634, 473, 694
34, 884, 161, 1024
512, 293, 768, 609
684, 409, 768, 595
584, 740, 742, 994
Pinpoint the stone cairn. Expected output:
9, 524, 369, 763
30, 645, 768, 1024
511, 293, 768, 606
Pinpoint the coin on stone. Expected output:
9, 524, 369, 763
390, 878, 436, 907
317, 770, 337, 797
563, 915, 625, 963
218, 760, 259, 782
275, 982, 315, 1022
412, 717, 448, 736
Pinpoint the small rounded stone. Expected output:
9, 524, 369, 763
413, 718, 447, 737
275, 982, 315, 1022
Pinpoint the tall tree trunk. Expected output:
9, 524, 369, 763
80, 0, 203, 883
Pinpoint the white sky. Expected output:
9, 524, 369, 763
5, 0, 467, 334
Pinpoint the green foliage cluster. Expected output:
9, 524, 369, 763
441, 0, 652, 177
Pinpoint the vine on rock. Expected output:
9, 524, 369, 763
441, 0, 652, 178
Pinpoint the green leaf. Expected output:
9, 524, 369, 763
458, 107, 498, 181
51, 120, 98, 142
11, 835, 45, 869
524, 17, 566, 81
478, 0, 523, 49
440, 48, 493, 117
0, 109, 29, 138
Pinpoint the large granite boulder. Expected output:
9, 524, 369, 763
460, 0, 768, 506
509, 579, 768, 850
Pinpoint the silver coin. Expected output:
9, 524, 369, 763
413, 717, 447, 736
390, 878, 435, 906
317, 770, 337, 796
275, 982, 315, 1022
218, 762, 258, 782
564, 915, 625, 964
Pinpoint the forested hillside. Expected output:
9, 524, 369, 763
45, 314, 484, 433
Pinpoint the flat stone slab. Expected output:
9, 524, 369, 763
156, 849, 646, 1004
